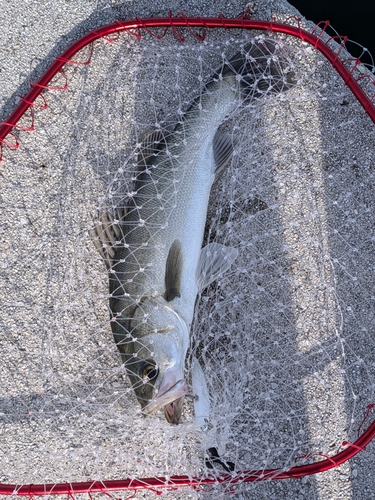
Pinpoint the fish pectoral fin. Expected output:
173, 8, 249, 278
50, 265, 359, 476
212, 131, 236, 175
164, 239, 184, 302
196, 242, 238, 291
89, 210, 123, 270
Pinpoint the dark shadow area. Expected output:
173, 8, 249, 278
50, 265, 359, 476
289, 0, 375, 61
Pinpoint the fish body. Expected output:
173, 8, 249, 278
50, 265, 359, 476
92, 39, 295, 423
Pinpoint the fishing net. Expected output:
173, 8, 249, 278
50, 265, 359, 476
1, 12, 375, 499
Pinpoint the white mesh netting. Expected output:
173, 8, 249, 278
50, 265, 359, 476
1, 20, 375, 499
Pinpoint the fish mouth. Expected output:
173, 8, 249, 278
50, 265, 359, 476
164, 396, 185, 425
143, 379, 188, 423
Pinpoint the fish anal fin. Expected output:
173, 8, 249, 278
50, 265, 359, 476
164, 239, 183, 302
196, 242, 238, 291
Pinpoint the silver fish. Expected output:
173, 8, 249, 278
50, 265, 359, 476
92, 39, 295, 424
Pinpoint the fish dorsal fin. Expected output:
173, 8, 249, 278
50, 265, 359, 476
138, 129, 166, 167
89, 210, 123, 270
164, 239, 184, 302
196, 242, 238, 291
212, 131, 235, 174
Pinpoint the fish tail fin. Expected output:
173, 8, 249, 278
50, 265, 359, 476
222, 38, 296, 99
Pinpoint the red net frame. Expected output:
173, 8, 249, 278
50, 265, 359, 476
1, 10, 375, 497
1, 406, 375, 496
0, 404, 375, 498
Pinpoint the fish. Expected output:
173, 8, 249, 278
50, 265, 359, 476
91, 38, 295, 424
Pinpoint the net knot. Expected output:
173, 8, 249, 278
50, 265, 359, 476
0, 108, 35, 132
295, 452, 338, 466
27, 483, 34, 500
0, 131, 20, 149
168, 10, 186, 42
30, 68, 68, 91
218, 13, 229, 29
18, 93, 48, 110
173, 11, 206, 41
268, 15, 277, 33
325, 35, 349, 67
122, 19, 142, 41
284, 15, 303, 38
341, 441, 365, 452
237, 7, 252, 21
55, 42, 94, 65
312, 20, 331, 48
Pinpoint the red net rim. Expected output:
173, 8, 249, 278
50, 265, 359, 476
1, 412, 375, 496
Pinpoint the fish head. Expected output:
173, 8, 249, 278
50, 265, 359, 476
126, 296, 189, 424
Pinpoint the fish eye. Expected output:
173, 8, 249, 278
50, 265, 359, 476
143, 364, 159, 381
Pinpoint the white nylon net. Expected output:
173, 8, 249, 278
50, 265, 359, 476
1, 23, 375, 499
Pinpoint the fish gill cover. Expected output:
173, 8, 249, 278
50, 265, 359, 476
1, 11, 375, 500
